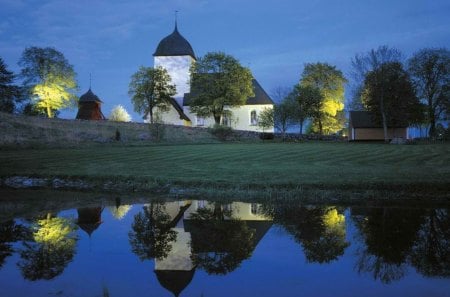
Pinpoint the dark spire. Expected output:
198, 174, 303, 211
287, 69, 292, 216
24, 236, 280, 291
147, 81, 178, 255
175, 10, 178, 31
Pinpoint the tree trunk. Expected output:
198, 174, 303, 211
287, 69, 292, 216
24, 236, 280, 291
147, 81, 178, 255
46, 105, 52, 118
299, 121, 303, 136
318, 118, 323, 135
428, 101, 436, 138
214, 114, 221, 125
149, 108, 154, 124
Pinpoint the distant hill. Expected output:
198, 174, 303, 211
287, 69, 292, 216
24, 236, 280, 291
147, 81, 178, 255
0, 112, 219, 148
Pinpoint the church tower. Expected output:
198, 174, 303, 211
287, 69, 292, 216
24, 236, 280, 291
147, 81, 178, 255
153, 22, 196, 108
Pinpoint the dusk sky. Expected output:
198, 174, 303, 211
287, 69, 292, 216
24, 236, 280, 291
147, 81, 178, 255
1, 0, 449, 121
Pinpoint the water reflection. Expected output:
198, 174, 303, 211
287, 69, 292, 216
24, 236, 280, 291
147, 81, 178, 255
18, 213, 78, 281
0, 194, 449, 297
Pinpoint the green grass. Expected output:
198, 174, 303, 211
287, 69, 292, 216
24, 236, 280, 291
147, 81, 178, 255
1, 142, 449, 191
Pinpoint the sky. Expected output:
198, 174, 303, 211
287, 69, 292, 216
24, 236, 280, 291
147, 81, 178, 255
0, 0, 449, 121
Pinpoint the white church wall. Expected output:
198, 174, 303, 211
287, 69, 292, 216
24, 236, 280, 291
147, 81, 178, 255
154, 56, 193, 107
146, 105, 185, 125
183, 104, 274, 132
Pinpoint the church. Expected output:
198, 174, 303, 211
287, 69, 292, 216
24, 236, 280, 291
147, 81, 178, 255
150, 23, 274, 132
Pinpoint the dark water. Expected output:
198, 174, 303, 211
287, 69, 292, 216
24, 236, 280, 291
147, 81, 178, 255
0, 194, 449, 297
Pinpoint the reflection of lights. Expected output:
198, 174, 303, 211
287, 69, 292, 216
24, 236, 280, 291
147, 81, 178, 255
33, 216, 76, 244
107, 205, 133, 220
323, 208, 346, 233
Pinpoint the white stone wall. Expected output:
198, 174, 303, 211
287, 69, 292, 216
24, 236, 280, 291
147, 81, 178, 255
154, 55, 194, 107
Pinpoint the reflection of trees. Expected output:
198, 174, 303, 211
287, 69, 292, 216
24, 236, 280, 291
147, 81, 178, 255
410, 208, 450, 277
188, 204, 255, 275
269, 204, 349, 264
352, 207, 423, 283
0, 220, 29, 268
18, 213, 78, 280
129, 203, 177, 261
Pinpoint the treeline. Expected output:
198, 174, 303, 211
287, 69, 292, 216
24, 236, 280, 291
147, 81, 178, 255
262, 46, 449, 140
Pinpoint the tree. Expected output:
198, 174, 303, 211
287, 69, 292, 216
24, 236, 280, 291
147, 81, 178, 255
18, 47, 78, 118
300, 63, 346, 134
350, 46, 402, 110
128, 203, 177, 261
129, 66, 175, 124
189, 52, 254, 124
109, 104, 132, 122
290, 84, 323, 135
0, 57, 22, 113
362, 62, 423, 142
270, 87, 295, 137
257, 107, 274, 132
18, 214, 78, 280
408, 48, 450, 137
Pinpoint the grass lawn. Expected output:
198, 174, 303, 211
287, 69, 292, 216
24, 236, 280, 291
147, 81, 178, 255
1, 142, 449, 191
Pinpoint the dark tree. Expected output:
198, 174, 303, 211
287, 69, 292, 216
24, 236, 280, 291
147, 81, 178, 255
0, 57, 22, 113
350, 46, 402, 110
408, 48, 450, 137
362, 62, 423, 142
410, 208, 450, 277
289, 84, 323, 135
0, 220, 29, 268
352, 207, 424, 283
189, 52, 254, 124
129, 203, 177, 261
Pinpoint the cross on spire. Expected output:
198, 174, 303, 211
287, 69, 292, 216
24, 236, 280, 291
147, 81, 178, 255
175, 10, 179, 30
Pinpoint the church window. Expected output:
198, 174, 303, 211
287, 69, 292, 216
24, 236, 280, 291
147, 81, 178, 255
197, 116, 205, 126
251, 203, 259, 215
250, 110, 257, 125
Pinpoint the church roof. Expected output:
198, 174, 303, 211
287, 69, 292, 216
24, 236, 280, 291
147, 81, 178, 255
183, 79, 274, 106
154, 24, 196, 59
79, 88, 102, 103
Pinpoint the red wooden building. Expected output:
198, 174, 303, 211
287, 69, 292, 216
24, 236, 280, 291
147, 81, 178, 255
75, 88, 105, 120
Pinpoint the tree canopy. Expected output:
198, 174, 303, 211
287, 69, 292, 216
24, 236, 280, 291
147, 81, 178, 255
189, 52, 254, 124
300, 63, 346, 134
129, 66, 176, 124
408, 48, 450, 137
0, 57, 22, 113
109, 104, 132, 122
362, 62, 423, 141
290, 84, 323, 135
18, 47, 78, 118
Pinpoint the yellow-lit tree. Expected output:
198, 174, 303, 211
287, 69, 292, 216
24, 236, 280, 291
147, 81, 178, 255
19, 47, 78, 118
300, 63, 347, 134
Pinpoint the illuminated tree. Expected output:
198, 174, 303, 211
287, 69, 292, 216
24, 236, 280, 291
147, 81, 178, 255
300, 63, 347, 134
189, 204, 255, 275
189, 52, 254, 124
0, 57, 22, 113
408, 48, 450, 137
362, 62, 423, 142
109, 104, 132, 122
19, 47, 78, 118
18, 214, 78, 280
129, 66, 176, 124
129, 203, 177, 260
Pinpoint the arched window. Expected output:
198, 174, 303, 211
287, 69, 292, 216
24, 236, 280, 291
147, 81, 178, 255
250, 110, 257, 125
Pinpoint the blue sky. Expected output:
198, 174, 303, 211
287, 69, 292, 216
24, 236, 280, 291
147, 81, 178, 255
0, 0, 449, 121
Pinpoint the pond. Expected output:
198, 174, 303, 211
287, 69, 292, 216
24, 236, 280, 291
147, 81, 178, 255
0, 190, 449, 297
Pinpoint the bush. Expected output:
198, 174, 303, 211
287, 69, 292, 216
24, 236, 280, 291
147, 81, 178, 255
259, 132, 274, 140
209, 124, 233, 141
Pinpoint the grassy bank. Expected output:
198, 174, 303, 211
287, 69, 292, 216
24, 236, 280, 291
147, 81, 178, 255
0, 112, 218, 147
1, 142, 449, 194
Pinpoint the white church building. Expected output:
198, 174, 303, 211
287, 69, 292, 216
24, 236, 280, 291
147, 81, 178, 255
149, 23, 274, 132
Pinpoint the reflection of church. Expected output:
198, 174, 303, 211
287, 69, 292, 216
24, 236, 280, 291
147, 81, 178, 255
152, 201, 272, 297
